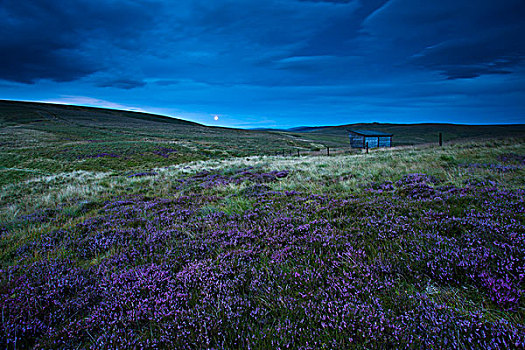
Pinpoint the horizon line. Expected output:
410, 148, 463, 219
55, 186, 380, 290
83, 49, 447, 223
1, 98, 524, 129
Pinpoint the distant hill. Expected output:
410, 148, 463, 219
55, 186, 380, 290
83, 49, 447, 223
287, 126, 333, 132
254, 122, 525, 146
0, 99, 201, 128
249, 126, 331, 132
0, 100, 337, 183
300, 123, 525, 146
2, 99, 524, 150
1, 99, 524, 186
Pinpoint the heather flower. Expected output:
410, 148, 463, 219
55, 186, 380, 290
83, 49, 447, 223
127, 171, 157, 178
1, 171, 523, 348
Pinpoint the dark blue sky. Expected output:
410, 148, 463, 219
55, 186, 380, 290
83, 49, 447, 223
1, 0, 524, 128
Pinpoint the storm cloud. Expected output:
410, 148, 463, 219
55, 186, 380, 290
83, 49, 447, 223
0, 0, 523, 126
362, 0, 525, 79
0, 0, 161, 83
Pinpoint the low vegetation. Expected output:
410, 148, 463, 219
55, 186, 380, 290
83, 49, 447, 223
0, 101, 524, 348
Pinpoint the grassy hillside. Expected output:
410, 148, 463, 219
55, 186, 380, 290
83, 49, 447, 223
1, 100, 524, 348
0, 100, 334, 186
0, 99, 201, 128
288, 122, 525, 146
1, 135, 524, 348
2, 101, 524, 187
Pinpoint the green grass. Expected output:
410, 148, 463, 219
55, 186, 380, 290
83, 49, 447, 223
4, 100, 523, 189
2, 136, 524, 236
1, 100, 340, 187
1, 100, 524, 275
296, 122, 525, 146
0, 102, 524, 348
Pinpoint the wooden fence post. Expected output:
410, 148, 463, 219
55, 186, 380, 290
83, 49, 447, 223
439, 133, 443, 147
297, 149, 300, 157
365, 142, 369, 154
327, 147, 330, 156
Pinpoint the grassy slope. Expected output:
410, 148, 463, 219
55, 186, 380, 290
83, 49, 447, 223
289, 123, 525, 146
0, 100, 333, 186
1, 137, 524, 348
1, 99, 524, 226
1, 100, 524, 348
1, 136, 524, 223
0, 99, 201, 128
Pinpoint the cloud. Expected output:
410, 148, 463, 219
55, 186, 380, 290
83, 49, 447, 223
0, 47, 98, 84
0, 0, 523, 126
0, 0, 161, 84
97, 78, 147, 90
133, 0, 365, 87
2, 0, 524, 87
362, 0, 525, 79
297, 0, 354, 4
276, 55, 343, 71
409, 33, 524, 80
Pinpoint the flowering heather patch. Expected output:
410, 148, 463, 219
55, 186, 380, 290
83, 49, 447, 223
460, 163, 522, 172
127, 171, 158, 178
78, 152, 120, 159
1, 170, 524, 349
16, 208, 58, 224
364, 180, 395, 193
463, 178, 498, 188
174, 168, 289, 190
498, 153, 525, 164
153, 147, 178, 158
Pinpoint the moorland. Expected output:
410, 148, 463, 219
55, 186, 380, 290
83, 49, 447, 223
0, 100, 524, 349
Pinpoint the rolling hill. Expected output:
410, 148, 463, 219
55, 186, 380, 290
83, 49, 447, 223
256, 123, 525, 146
0, 100, 325, 184
1, 99, 524, 186
1, 99, 524, 348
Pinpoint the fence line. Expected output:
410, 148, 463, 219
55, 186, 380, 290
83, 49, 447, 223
268, 146, 362, 158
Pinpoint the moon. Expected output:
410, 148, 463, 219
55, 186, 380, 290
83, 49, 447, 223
214, 115, 219, 121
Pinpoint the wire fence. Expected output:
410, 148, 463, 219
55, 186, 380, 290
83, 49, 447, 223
269, 146, 362, 157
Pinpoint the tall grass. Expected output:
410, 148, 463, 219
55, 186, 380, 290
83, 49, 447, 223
1, 136, 524, 348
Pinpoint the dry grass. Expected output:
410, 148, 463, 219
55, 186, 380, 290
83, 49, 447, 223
1, 138, 523, 225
